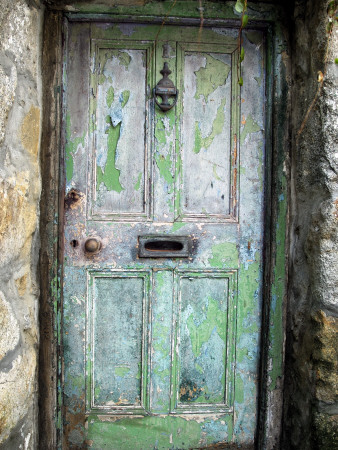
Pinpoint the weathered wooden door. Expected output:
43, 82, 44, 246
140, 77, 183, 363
62, 20, 266, 449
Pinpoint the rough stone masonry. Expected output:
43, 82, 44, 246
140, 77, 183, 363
0, 0, 337, 448
0, 0, 42, 448
283, 0, 338, 448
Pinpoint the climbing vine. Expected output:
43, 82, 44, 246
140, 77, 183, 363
234, 0, 248, 86
196, 0, 248, 85
152, 0, 336, 99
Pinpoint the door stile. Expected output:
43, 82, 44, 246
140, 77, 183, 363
153, 38, 177, 223
230, 45, 240, 223
149, 269, 176, 414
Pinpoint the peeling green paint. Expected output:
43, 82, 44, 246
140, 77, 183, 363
65, 115, 85, 182
154, 367, 170, 381
171, 222, 186, 232
152, 322, 170, 353
194, 389, 223, 404
155, 120, 167, 145
97, 120, 124, 193
134, 172, 142, 191
117, 50, 131, 68
195, 363, 204, 374
87, 415, 203, 449
94, 385, 101, 399
194, 54, 231, 101
235, 375, 245, 404
114, 366, 130, 377
254, 76, 262, 86
98, 73, 106, 85
193, 121, 202, 154
121, 89, 130, 108
155, 271, 166, 294
90, 82, 97, 134
168, 109, 176, 130
193, 98, 226, 154
236, 259, 261, 364
67, 375, 85, 393
154, 151, 173, 186
240, 114, 261, 145
213, 164, 225, 181
106, 86, 114, 108
136, 362, 142, 380
86, 411, 234, 449
187, 297, 226, 358
209, 242, 238, 268
101, 49, 132, 70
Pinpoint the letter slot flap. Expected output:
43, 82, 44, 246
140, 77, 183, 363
138, 235, 191, 258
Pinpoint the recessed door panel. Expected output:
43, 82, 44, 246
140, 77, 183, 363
86, 271, 150, 412
90, 42, 153, 220
171, 271, 236, 414
178, 44, 237, 221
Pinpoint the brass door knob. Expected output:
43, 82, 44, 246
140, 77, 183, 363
84, 238, 101, 253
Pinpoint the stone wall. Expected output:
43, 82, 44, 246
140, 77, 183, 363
0, 0, 42, 447
283, 0, 338, 448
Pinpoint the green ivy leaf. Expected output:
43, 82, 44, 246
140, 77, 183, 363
240, 47, 245, 62
335, 58, 338, 64
327, 1, 336, 17
327, 21, 333, 33
235, 0, 245, 13
238, 77, 243, 86
242, 14, 249, 27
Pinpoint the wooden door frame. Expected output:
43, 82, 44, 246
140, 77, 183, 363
39, 3, 289, 448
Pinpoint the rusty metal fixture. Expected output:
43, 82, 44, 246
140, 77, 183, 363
139, 235, 190, 258
64, 189, 81, 209
84, 237, 101, 254
153, 62, 178, 112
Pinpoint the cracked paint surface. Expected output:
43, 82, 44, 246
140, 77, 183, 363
97, 119, 123, 193
180, 49, 232, 218
193, 98, 227, 154
93, 47, 148, 215
65, 114, 85, 184
61, 20, 271, 449
194, 53, 231, 101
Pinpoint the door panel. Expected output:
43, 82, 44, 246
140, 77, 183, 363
91, 42, 153, 220
87, 271, 150, 412
62, 21, 266, 449
172, 270, 236, 413
178, 44, 236, 220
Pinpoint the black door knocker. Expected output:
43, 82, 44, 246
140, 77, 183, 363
153, 62, 179, 112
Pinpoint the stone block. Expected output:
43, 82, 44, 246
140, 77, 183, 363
0, 350, 37, 445
0, 173, 38, 269
314, 413, 338, 449
0, 291, 20, 361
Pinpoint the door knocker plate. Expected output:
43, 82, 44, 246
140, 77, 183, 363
153, 62, 178, 112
